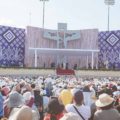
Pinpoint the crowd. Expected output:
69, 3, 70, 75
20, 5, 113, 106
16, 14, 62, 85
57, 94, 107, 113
0, 75, 120, 120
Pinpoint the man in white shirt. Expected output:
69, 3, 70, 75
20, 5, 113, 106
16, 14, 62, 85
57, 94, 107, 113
65, 90, 91, 120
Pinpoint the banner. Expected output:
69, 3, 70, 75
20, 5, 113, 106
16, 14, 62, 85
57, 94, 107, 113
98, 31, 120, 69
0, 25, 25, 67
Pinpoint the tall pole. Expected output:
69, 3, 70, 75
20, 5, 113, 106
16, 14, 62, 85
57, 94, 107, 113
29, 11, 31, 26
39, 0, 49, 29
43, 1, 45, 29
107, 5, 110, 31
104, 0, 115, 31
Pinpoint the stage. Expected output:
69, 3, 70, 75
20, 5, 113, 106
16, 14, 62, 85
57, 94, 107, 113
0, 68, 120, 77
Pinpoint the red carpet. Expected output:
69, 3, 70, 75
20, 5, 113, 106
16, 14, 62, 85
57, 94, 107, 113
56, 68, 75, 75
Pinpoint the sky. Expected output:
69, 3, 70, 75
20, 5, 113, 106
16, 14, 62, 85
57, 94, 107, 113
0, 0, 120, 31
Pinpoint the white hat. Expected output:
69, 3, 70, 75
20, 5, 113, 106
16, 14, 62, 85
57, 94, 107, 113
117, 86, 120, 90
23, 92, 32, 101
8, 91, 24, 108
96, 93, 114, 107
60, 112, 80, 120
9, 106, 32, 120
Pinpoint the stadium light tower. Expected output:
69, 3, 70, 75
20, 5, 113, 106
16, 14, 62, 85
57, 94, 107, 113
104, 0, 115, 31
39, 0, 49, 29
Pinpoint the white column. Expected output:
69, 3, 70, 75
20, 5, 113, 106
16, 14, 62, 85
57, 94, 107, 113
64, 30, 67, 66
57, 30, 59, 65
91, 52, 94, 69
57, 30, 59, 48
96, 53, 98, 69
35, 50, 37, 67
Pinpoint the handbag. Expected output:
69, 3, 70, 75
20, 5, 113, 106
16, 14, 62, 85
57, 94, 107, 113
73, 105, 85, 120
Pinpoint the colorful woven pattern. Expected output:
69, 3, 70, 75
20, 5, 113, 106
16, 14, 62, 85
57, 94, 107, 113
98, 31, 120, 69
0, 25, 25, 67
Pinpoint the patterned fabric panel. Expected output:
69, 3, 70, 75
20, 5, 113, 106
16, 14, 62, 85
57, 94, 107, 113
0, 25, 25, 67
98, 30, 120, 69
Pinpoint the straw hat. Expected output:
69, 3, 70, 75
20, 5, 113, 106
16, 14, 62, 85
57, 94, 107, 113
96, 93, 114, 107
9, 106, 32, 120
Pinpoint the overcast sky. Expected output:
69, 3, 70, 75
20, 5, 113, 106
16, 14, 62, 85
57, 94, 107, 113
0, 0, 120, 31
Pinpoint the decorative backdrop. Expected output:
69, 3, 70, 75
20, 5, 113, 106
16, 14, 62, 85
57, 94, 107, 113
26, 26, 98, 68
1, 24, 120, 69
0, 25, 25, 67
25, 26, 57, 68
98, 30, 120, 69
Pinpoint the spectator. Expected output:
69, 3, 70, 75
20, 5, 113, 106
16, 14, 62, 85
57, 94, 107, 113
34, 86, 43, 120
59, 85, 73, 106
93, 93, 120, 120
83, 84, 95, 106
65, 90, 91, 120
44, 97, 65, 120
0, 87, 4, 119
4, 91, 32, 120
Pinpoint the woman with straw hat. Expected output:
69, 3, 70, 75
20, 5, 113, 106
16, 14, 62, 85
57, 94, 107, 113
93, 93, 120, 120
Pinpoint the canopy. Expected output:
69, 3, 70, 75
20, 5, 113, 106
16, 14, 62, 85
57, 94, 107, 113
29, 47, 99, 56
29, 47, 100, 69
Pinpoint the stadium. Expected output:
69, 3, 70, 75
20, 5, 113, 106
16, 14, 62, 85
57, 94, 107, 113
0, 0, 120, 120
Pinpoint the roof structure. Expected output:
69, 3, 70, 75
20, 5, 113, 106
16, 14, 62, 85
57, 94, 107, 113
29, 47, 99, 56
29, 47, 100, 69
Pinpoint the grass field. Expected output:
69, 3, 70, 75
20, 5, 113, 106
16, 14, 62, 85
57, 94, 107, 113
0, 68, 120, 77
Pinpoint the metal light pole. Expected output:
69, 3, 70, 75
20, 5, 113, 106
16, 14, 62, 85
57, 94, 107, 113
104, 0, 115, 31
39, 0, 49, 29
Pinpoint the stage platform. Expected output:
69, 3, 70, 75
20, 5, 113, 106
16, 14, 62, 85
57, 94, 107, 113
0, 68, 120, 77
